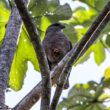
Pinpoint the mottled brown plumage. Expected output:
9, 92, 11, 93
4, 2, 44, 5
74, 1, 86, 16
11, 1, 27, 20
42, 22, 72, 89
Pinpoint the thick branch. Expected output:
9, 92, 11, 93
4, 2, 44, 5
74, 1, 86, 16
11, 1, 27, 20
50, 1, 110, 109
14, 0, 51, 110
0, 0, 29, 108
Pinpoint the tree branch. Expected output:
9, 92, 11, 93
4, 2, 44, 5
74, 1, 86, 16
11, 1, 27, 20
50, 1, 110, 109
14, 0, 51, 110
0, 0, 29, 108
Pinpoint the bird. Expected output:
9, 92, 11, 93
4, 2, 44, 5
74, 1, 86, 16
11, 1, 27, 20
42, 22, 72, 89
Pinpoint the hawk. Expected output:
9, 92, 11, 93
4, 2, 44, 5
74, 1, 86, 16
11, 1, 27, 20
42, 22, 72, 89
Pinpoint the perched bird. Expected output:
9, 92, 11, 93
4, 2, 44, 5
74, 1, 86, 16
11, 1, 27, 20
42, 22, 72, 89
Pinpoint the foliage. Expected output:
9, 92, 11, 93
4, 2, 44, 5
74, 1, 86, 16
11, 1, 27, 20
0, 0, 110, 95
57, 80, 110, 110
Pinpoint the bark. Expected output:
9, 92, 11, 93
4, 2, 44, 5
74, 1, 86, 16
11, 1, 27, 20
14, 0, 51, 110
0, 0, 29, 108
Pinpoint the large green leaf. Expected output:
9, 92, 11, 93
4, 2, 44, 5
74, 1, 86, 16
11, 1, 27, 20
9, 27, 39, 91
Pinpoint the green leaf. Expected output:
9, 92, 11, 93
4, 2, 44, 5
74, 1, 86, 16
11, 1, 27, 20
85, 104, 94, 110
77, 0, 108, 11
40, 16, 51, 40
85, 104, 105, 110
9, 27, 39, 91
75, 26, 88, 39
0, 1, 10, 45
29, 0, 47, 16
54, 3, 72, 20
92, 41, 106, 65
104, 66, 110, 80
69, 105, 88, 110
47, 3, 72, 21
28, 0, 36, 9
9, 53, 28, 91
73, 7, 96, 24
107, 107, 110, 110
94, 0, 108, 11
47, 0, 60, 12
68, 83, 95, 100
93, 103, 106, 110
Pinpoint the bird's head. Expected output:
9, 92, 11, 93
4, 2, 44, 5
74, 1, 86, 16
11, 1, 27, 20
46, 22, 65, 33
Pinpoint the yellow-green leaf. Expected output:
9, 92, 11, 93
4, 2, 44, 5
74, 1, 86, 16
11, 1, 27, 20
104, 66, 110, 80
